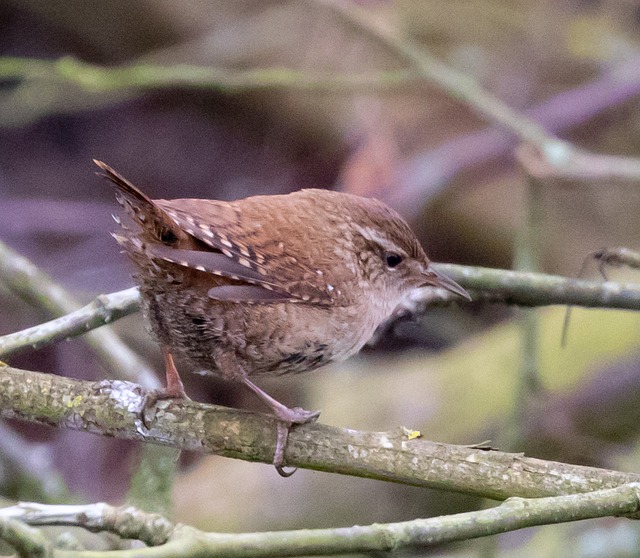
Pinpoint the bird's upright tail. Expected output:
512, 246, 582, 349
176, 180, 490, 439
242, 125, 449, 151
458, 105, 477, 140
94, 159, 183, 244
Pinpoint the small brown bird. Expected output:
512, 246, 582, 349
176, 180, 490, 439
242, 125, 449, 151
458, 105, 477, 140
95, 160, 470, 475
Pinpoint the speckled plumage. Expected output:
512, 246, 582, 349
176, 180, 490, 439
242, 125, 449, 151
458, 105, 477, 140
96, 160, 469, 472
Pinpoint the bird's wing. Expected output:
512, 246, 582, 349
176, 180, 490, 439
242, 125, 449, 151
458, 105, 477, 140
156, 199, 335, 305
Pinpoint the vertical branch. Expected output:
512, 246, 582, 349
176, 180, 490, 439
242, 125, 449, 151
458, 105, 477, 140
127, 445, 180, 516
509, 173, 546, 444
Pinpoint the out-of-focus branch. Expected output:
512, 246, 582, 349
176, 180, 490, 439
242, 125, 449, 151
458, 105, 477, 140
320, 1, 640, 214
0, 511, 51, 558
322, 0, 555, 148
0, 421, 68, 502
517, 143, 640, 181
397, 53, 640, 208
0, 240, 157, 389
4, 488, 640, 557
0, 56, 416, 93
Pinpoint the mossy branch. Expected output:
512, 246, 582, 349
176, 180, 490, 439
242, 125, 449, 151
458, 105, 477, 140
1, 363, 639, 500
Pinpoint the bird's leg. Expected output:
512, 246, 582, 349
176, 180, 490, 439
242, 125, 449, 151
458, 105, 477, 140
214, 350, 319, 475
143, 348, 190, 417
242, 377, 320, 477
161, 348, 189, 399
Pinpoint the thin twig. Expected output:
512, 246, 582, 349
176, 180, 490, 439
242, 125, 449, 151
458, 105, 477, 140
322, 0, 555, 148
320, 0, 640, 221
4, 487, 640, 557
0, 56, 416, 93
0, 240, 158, 389
0, 288, 140, 358
420, 264, 640, 309
2, 266, 640, 358
396, 54, 640, 210
0, 502, 173, 547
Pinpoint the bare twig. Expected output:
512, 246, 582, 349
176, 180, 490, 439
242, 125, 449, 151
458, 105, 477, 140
0, 240, 157, 389
517, 143, 640, 182
3, 487, 640, 557
319, 1, 640, 223
0, 502, 173, 548
2, 265, 640, 357
561, 247, 640, 346
0, 288, 140, 359
421, 264, 640, 309
0, 513, 51, 558
321, 0, 556, 148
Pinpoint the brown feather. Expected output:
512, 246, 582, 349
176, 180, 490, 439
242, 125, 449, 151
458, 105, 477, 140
156, 197, 336, 305
94, 160, 184, 245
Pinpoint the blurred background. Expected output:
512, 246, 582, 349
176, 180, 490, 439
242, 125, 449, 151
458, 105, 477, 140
2, 0, 640, 555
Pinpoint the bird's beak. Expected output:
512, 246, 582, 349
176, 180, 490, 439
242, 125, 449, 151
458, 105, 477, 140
422, 267, 471, 301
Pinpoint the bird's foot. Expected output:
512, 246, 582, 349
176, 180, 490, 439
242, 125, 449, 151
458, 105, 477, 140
241, 377, 320, 476
272, 407, 320, 477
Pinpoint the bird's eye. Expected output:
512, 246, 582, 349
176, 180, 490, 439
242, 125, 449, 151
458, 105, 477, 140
384, 251, 403, 269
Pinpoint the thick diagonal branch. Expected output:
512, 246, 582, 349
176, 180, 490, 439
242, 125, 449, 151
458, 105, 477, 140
1, 364, 639, 500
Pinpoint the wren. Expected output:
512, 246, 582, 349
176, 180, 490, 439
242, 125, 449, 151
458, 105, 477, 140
95, 160, 470, 475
